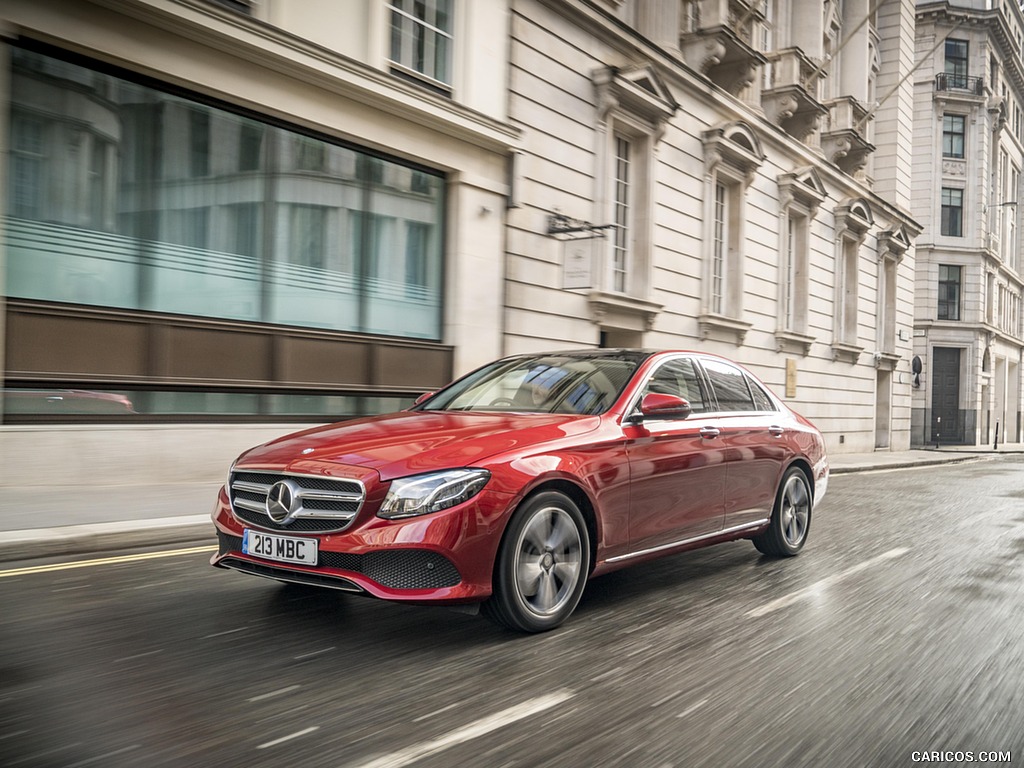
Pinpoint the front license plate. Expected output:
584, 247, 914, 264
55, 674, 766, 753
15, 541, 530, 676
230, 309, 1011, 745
243, 529, 318, 566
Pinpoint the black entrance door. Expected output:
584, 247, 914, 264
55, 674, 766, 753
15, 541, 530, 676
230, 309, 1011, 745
931, 347, 962, 444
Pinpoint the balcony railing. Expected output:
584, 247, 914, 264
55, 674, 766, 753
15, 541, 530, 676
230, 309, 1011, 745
935, 73, 985, 95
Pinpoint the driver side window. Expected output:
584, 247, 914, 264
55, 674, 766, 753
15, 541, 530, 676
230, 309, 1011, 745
642, 358, 707, 413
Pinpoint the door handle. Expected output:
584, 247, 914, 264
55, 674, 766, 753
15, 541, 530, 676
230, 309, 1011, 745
699, 426, 721, 439
768, 425, 784, 437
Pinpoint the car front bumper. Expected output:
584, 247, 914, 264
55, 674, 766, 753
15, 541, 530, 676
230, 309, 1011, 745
210, 485, 514, 604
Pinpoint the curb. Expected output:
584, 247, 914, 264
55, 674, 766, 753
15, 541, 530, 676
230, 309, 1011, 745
828, 454, 988, 475
0, 516, 214, 564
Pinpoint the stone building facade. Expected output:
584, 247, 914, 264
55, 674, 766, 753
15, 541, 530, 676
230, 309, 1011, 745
0, 0, 925, 486
911, 0, 1024, 447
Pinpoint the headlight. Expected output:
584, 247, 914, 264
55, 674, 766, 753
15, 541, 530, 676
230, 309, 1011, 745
379, 469, 491, 520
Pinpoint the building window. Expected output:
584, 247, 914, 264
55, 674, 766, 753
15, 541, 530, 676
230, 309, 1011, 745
942, 115, 965, 159
945, 39, 969, 89
189, 108, 210, 177
776, 168, 824, 352
295, 137, 326, 172
941, 188, 964, 237
10, 114, 44, 219
389, 0, 453, 88
938, 265, 962, 321
878, 256, 898, 353
782, 212, 809, 331
876, 227, 909, 356
700, 122, 764, 338
612, 135, 632, 293
832, 200, 872, 356
838, 237, 860, 345
589, 65, 675, 327
238, 122, 263, 171
4, 45, 446, 341
289, 205, 328, 270
598, 125, 653, 298
710, 179, 742, 315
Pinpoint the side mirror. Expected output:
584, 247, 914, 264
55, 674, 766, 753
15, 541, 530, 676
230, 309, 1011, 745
413, 392, 434, 406
637, 392, 692, 421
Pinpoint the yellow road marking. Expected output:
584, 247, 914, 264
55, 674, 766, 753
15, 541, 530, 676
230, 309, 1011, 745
0, 545, 218, 578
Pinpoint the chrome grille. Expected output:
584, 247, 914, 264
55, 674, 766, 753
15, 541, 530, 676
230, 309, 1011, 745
229, 470, 365, 533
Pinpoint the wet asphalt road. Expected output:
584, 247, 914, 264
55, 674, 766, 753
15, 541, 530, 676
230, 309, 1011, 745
1, 455, 1022, 768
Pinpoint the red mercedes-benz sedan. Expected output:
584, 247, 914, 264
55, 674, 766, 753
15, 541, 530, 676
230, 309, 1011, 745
211, 349, 828, 632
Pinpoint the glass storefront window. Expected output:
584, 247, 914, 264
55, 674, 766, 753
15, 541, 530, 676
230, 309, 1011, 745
4, 46, 445, 339
2, 388, 416, 420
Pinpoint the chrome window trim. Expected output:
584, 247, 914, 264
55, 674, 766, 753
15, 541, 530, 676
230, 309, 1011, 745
624, 352, 709, 421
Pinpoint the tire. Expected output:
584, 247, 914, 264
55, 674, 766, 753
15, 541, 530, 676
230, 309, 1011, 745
752, 466, 812, 557
483, 491, 590, 633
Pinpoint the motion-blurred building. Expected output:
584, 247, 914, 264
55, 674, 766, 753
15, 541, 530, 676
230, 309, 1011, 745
0, 0, 514, 483
0, 0, 975, 487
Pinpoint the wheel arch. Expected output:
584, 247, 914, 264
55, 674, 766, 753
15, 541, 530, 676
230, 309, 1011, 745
784, 457, 815, 501
506, 479, 598, 576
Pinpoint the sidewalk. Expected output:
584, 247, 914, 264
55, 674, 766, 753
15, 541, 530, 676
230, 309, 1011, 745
1, 445, 1020, 563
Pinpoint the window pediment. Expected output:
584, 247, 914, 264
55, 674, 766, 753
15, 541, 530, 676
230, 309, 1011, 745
835, 197, 873, 239
702, 121, 765, 179
878, 225, 912, 262
778, 167, 827, 213
594, 65, 678, 132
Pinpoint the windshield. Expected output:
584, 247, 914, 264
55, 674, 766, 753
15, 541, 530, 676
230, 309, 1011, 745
418, 353, 645, 415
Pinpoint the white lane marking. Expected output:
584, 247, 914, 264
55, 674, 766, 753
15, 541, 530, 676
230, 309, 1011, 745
203, 627, 250, 639
676, 698, 709, 719
131, 580, 175, 590
413, 701, 462, 723
589, 667, 622, 682
248, 685, 301, 703
746, 547, 910, 618
650, 691, 682, 708
66, 745, 142, 767
294, 647, 335, 660
113, 650, 163, 663
0, 546, 217, 578
350, 691, 575, 768
257, 726, 319, 750
8, 743, 81, 766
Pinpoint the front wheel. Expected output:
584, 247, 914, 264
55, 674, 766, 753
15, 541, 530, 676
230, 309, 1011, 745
483, 491, 590, 633
752, 467, 812, 557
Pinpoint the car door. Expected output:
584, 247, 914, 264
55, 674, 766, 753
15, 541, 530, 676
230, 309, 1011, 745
699, 359, 788, 529
624, 356, 728, 552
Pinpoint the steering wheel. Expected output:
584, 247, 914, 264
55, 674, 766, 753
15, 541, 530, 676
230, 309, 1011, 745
489, 397, 516, 406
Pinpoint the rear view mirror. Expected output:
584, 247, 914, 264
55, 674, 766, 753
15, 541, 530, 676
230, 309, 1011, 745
638, 392, 692, 420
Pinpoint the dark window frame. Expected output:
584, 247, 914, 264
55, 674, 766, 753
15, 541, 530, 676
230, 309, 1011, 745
945, 39, 969, 88
941, 187, 964, 237
938, 264, 962, 321
942, 114, 966, 159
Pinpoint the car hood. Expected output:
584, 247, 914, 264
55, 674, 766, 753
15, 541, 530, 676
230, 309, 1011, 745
235, 410, 602, 481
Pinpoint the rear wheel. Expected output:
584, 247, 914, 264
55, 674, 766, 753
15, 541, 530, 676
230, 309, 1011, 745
752, 467, 811, 557
483, 491, 589, 633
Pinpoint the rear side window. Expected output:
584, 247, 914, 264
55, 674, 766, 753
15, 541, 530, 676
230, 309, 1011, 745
641, 358, 708, 413
702, 359, 755, 412
748, 377, 777, 411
